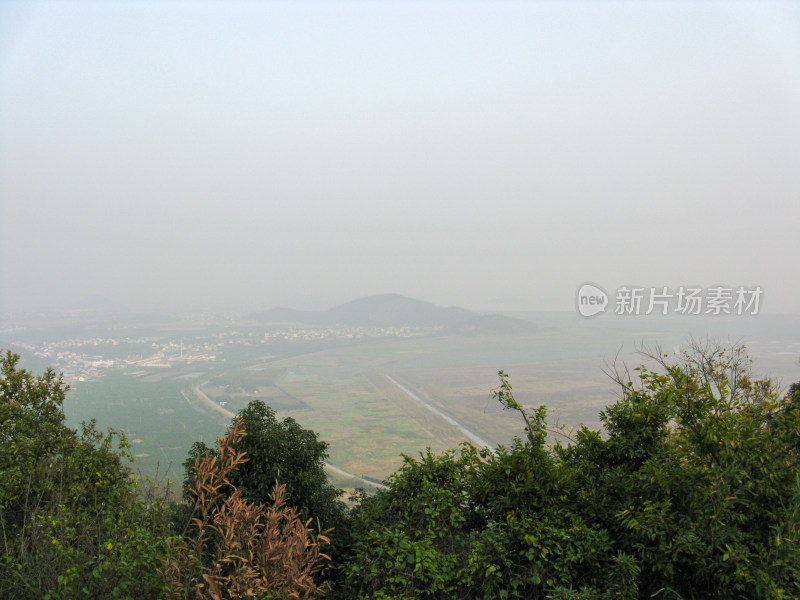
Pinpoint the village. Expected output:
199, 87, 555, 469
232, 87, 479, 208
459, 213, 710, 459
9, 324, 427, 382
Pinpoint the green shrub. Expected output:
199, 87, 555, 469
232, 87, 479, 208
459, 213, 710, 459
0, 351, 172, 599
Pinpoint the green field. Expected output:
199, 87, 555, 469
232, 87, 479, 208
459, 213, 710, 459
64, 371, 228, 484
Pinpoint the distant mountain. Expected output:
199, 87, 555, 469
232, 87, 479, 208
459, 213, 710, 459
438, 314, 540, 336
316, 294, 474, 328
249, 294, 541, 334
250, 294, 475, 328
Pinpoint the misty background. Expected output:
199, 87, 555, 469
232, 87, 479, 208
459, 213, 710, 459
2, 1, 799, 314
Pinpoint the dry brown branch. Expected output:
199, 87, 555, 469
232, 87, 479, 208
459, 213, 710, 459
158, 419, 331, 599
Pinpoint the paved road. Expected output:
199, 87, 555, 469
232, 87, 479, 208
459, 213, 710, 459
323, 461, 387, 490
385, 375, 492, 449
192, 383, 235, 418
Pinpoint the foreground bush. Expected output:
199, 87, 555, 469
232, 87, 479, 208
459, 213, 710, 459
0, 351, 171, 599
161, 418, 332, 599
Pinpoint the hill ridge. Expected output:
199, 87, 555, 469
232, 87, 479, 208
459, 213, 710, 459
249, 294, 539, 334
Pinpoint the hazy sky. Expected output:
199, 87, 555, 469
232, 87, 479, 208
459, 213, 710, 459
2, 1, 799, 313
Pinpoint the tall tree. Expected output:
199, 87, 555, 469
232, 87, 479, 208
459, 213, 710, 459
184, 400, 346, 532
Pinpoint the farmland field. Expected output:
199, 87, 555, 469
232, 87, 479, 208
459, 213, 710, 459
9, 310, 796, 489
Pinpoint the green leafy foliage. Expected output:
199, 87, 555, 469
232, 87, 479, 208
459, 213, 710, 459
343, 342, 800, 599
184, 400, 346, 531
0, 351, 172, 599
